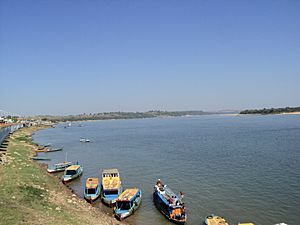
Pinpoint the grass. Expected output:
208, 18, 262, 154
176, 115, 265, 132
0, 126, 125, 225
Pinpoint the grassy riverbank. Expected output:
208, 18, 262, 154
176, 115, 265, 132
0, 126, 127, 225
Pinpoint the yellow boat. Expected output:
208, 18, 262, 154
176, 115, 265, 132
205, 215, 228, 225
101, 168, 122, 206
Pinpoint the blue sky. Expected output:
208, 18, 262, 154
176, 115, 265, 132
0, 0, 299, 115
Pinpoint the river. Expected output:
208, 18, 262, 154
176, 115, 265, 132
33, 115, 300, 225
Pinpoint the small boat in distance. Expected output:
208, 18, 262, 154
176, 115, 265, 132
205, 215, 229, 225
31, 156, 50, 161
101, 168, 122, 206
80, 138, 90, 142
84, 178, 101, 202
34, 147, 63, 153
47, 161, 73, 173
62, 164, 83, 183
153, 179, 186, 224
44, 143, 52, 147
114, 188, 142, 220
46, 147, 63, 152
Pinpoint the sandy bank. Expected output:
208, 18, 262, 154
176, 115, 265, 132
0, 126, 129, 225
281, 111, 300, 115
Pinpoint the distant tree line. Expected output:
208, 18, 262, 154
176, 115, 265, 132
240, 106, 300, 115
32, 110, 232, 123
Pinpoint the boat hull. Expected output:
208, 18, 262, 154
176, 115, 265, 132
153, 191, 186, 225
84, 191, 101, 203
101, 186, 123, 207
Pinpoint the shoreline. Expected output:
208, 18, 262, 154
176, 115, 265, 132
0, 125, 129, 225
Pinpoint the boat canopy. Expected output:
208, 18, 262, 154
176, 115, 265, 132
156, 185, 183, 207
102, 168, 119, 177
55, 161, 72, 166
102, 168, 121, 190
66, 165, 80, 170
86, 178, 99, 188
206, 216, 228, 225
116, 188, 139, 202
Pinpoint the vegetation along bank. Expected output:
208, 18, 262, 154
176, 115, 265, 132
0, 125, 129, 225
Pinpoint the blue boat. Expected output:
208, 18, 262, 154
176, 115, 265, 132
101, 168, 122, 206
84, 178, 101, 202
114, 188, 142, 220
153, 179, 187, 224
62, 164, 83, 183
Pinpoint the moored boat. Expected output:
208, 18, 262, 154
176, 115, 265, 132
47, 161, 73, 173
34, 148, 49, 152
46, 147, 63, 152
205, 215, 229, 225
114, 188, 142, 220
31, 156, 50, 160
101, 168, 122, 206
153, 179, 186, 224
80, 138, 90, 142
84, 178, 101, 202
62, 164, 83, 183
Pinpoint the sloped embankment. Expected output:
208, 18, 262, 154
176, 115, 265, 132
0, 126, 128, 225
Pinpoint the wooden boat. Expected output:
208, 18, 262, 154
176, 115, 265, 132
205, 215, 228, 225
101, 168, 122, 206
114, 188, 142, 220
37, 145, 46, 150
153, 179, 186, 224
47, 161, 73, 173
34, 147, 63, 153
62, 164, 83, 183
46, 147, 63, 152
84, 178, 101, 202
31, 156, 50, 161
80, 138, 90, 142
34, 147, 49, 152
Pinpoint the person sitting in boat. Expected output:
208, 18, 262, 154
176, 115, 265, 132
180, 191, 184, 199
181, 203, 186, 218
156, 179, 162, 187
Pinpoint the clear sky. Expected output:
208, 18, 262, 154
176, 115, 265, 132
0, 0, 299, 115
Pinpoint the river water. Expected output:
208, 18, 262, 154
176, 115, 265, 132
33, 115, 300, 225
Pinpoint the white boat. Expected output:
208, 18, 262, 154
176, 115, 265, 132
62, 164, 83, 183
80, 138, 90, 142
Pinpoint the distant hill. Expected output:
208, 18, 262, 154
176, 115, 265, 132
240, 106, 300, 115
29, 110, 239, 122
